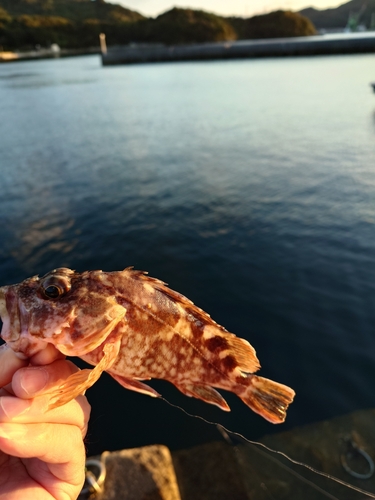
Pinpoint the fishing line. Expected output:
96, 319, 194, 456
217, 425, 340, 500
160, 397, 375, 499
235, 437, 341, 500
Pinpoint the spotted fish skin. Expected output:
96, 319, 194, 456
0, 267, 295, 423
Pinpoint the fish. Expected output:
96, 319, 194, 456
0, 267, 295, 423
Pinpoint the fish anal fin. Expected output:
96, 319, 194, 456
175, 383, 230, 412
47, 340, 121, 410
239, 375, 295, 424
110, 373, 160, 398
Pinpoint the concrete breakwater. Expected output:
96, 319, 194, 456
102, 32, 375, 65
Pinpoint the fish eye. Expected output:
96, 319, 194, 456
43, 284, 63, 299
40, 276, 71, 300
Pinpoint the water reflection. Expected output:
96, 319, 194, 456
10, 215, 77, 271
0, 72, 38, 79
8, 77, 97, 89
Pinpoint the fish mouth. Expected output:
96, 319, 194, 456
0, 287, 14, 344
0, 286, 41, 358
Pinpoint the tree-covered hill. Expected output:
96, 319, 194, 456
0, 0, 317, 51
230, 10, 316, 39
137, 8, 236, 45
0, 0, 144, 49
0, 0, 144, 22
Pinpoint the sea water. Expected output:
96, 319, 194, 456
0, 53, 375, 455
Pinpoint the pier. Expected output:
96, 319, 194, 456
102, 32, 375, 65
82, 409, 375, 499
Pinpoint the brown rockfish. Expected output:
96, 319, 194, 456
0, 268, 295, 423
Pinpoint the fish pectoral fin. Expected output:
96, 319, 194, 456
174, 383, 230, 412
47, 340, 121, 410
56, 304, 126, 357
109, 374, 161, 398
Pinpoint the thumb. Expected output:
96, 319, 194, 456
0, 344, 28, 388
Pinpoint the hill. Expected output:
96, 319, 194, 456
0, 1, 317, 51
0, 0, 144, 23
0, 0, 145, 49
300, 0, 375, 30
230, 10, 316, 39
138, 8, 236, 45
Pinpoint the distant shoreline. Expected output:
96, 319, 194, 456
2, 32, 375, 65
0, 47, 100, 63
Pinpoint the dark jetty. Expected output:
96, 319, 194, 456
102, 32, 375, 65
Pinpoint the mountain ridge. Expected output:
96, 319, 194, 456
0, 1, 316, 50
299, 0, 375, 29
0, 0, 144, 22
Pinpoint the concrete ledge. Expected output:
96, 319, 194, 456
172, 441, 249, 500
89, 445, 182, 500
83, 409, 375, 500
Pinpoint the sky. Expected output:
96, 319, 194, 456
116, 0, 346, 18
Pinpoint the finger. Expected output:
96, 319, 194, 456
0, 422, 85, 462
0, 422, 86, 492
29, 343, 65, 366
10, 359, 91, 437
12, 359, 79, 399
0, 393, 91, 436
0, 345, 28, 388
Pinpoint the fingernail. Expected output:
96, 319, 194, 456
0, 397, 30, 418
20, 368, 48, 395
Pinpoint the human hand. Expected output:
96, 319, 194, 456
0, 343, 91, 500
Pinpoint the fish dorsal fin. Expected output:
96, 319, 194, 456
150, 276, 261, 374
124, 268, 261, 375
225, 335, 260, 374
124, 267, 196, 308
125, 268, 230, 334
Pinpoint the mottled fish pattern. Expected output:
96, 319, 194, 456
0, 268, 295, 423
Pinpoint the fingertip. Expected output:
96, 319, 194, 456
13, 367, 49, 398
13, 359, 79, 399
30, 344, 65, 366
0, 345, 28, 388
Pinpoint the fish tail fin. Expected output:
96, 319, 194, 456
239, 375, 295, 424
